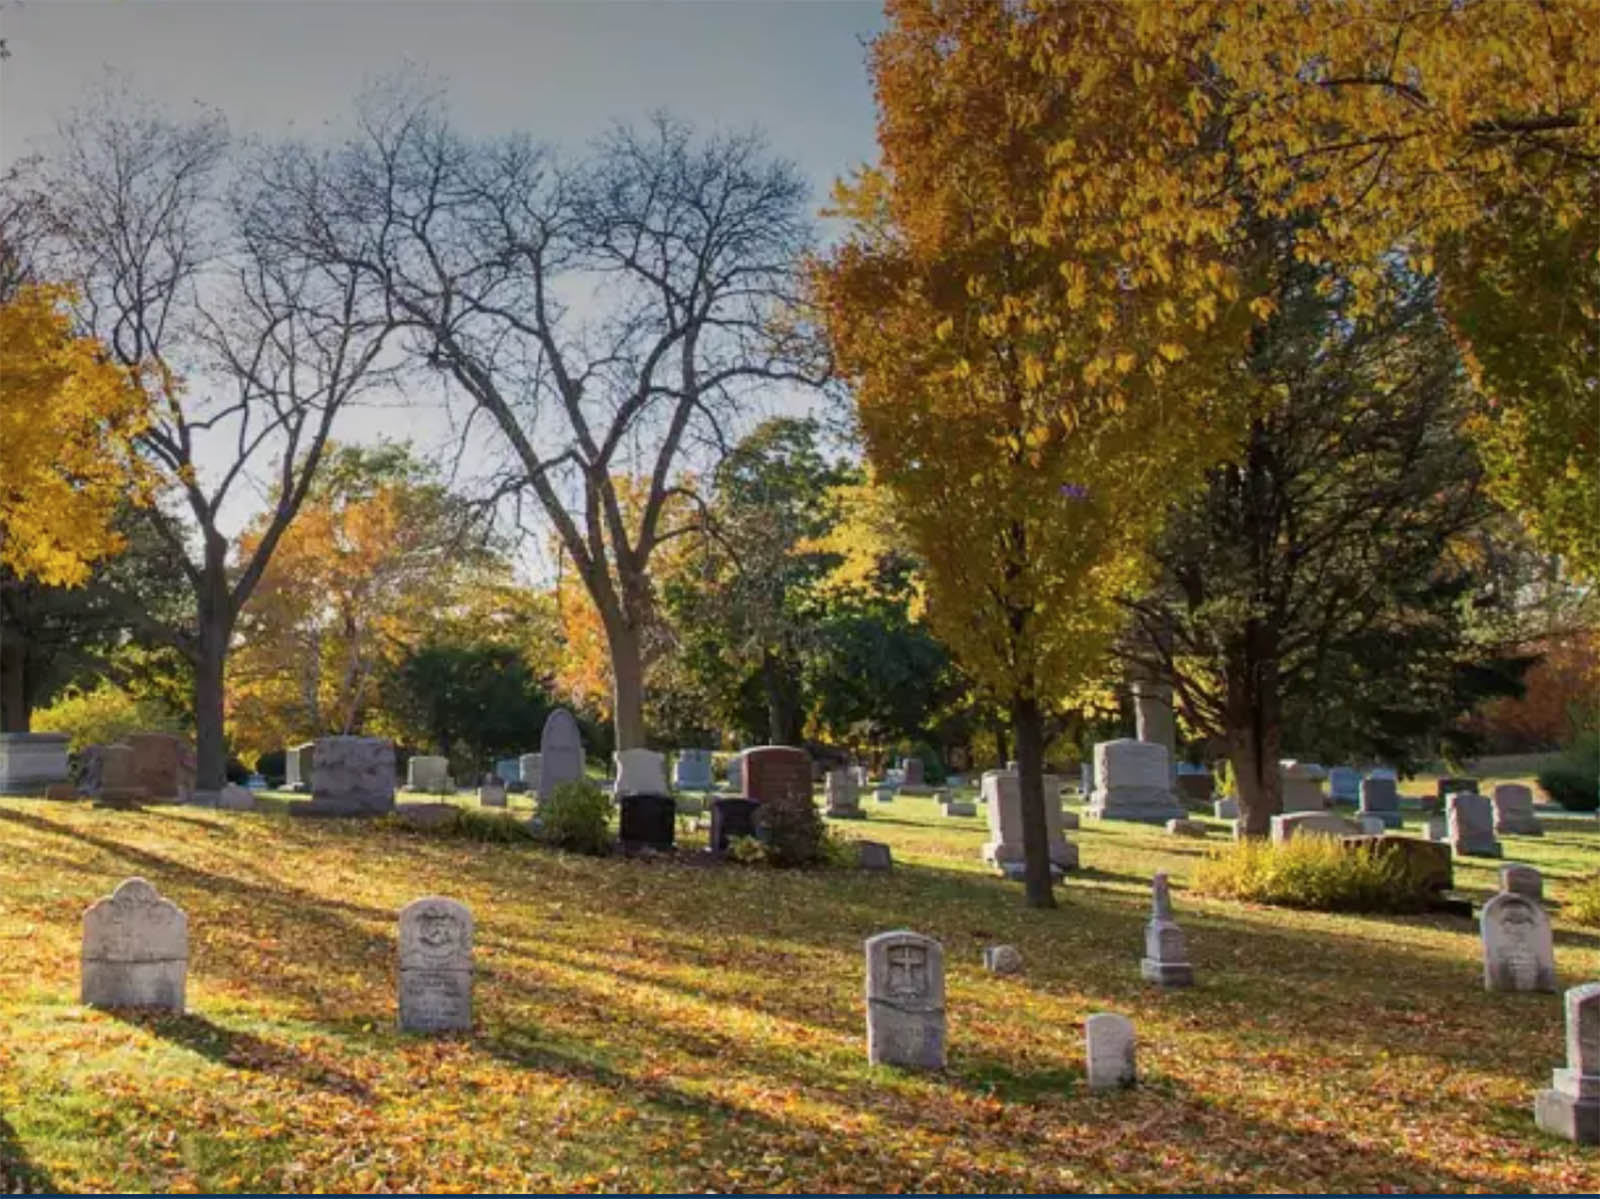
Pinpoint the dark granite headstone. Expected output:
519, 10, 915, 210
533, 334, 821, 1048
711, 798, 760, 852
619, 793, 676, 850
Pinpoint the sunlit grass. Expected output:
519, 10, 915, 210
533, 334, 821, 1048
1, 791, 1597, 1193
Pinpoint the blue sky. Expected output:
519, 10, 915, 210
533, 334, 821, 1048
0, 0, 885, 555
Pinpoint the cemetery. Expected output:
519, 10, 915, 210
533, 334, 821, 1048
2, 0, 1598, 1193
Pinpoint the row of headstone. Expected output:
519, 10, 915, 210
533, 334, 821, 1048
81, 877, 477, 1033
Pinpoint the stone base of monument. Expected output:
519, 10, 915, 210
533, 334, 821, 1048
940, 800, 977, 817
984, 842, 1077, 878
1535, 1078, 1600, 1145
292, 798, 397, 818
1140, 956, 1194, 987
896, 784, 937, 796
619, 793, 676, 849
1359, 810, 1404, 829
826, 804, 866, 819
1085, 785, 1186, 824
93, 788, 147, 810
710, 798, 760, 852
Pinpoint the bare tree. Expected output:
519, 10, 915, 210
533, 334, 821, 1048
271, 87, 824, 748
25, 92, 393, 792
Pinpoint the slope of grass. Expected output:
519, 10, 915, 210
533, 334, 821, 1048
1, 792, 1598, 1193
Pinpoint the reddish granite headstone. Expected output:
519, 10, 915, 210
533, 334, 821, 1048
740, 746, 812, 806
124, 733, 195, 803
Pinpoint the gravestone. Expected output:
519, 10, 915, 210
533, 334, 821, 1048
981, 769, 1078, 876
81, 878, 187, 1011
673, 748, 714, 791
857, 841, 893, 870
1500, 863, 1544, 902
825, 767, 863, 818
298, 736, 395, 816
864, 930, 945, 1070
710, 798, 760, 852
614, 748, 668, 797
940, 797, 976, 817
740, 746, 812, 806
901, 757, 925, 787
1080, 761, 1095, 796
1492, 783, 1543, 836
1344, 835, 1453, 894
1480, 890, 1556, 993
1448, 790, 1503, 858
397, 896, 473, 1033
406, 755, 450, 793
1132, 679, 1178, 784
216, 783, 255, 811
494, 758, 522, 787
619, 793, 676, 849
1279, 761, 1328, 813
1358, 815, 1387, 836
1438, 776, 1479, 801
725, 755, 743, 792
1534, 983, 1600, 1144
286, 742, 315, 792
0, 732, 69, 795
1213, 796, 1240, 820
537, 708, 585, 798
518, 753, 542, 794
852, 765, 869, 788
84, 743, 144, 806
1140, 872, 1194, 987
1165, 818, 1207, 838
1327, 766, 1361, 804
1358, 776, 1403, 828
1086, 739, 1184, 824
478, 778, 507, 808
874, 784, 896, 804
1270, 811, 1359, 844
1085, 1012, 1136, 1091
125, 732, 195, 804
1425, 814, 1448, 842
1174, 770, 1215, 805
983, 945, 1023, 976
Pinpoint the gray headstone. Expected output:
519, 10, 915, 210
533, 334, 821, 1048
857, 841, 893, 870
494, 758, 522, 786
614, 748, 668, 796
874, 784, 896, 804
673, 748, 714, 791
0, 731, 70, 794
1213, 796, 1240, 820
865, 929, 945, 1070
81, 878, 187, 1011
518, 753, 542, 793
1481, 890, 1555, 993
1270, 811, 1359, 843
406, 754, 451, 793
1327, 766, 1361, 803
983, 945, 1023, 975
1358, 776, 1402, 828
305, 736, 396, 815
1448, 790, 1502, 858
478, 778, 507, 808
1279, 761, 1328, 813
398, 896, 473, 1034
1165, 818, 1207, 838
981, 769, 1077, 876
940, 797, 976, 818
725, 755, 743, 792
1492, 783, 1543, 836
1086, 739, 1184, 824
216, 783, 255, 811
537, 708, 584, 798
1140, 872, 1193, 987
901, 757, 925, 786
1085, 1012, 1136, 1091
1131, 679, 1177, 784
1534, 983, 1600, 1144
286, 742, 316, 792
1500, 863, 1543, 902
825, 767, 862, 818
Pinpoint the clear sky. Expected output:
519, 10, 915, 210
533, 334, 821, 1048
0, 0, 885, 556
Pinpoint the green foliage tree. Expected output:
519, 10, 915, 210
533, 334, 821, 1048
385, 641, 554, 777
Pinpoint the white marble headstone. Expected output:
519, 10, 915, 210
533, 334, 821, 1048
1480, 890, 1555, 993
1085, 1012, 1136, 1091
398, 896, 474, 1033
81, 877, 187, 1011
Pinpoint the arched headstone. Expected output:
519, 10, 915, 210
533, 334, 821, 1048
537, 709, 585, 798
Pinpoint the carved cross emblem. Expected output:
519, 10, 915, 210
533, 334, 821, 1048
886, 943, 928, 998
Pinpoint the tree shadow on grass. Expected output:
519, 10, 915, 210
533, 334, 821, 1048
109, 1010, 373, 1100
0, 1116, 53, 1195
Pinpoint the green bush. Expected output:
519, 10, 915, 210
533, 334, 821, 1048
726, 835, 768, 865
900, 741, 946, 784
1193, 836, 1435, 913
820, 827, 858, 869
538, 779, 615, 855
1538, 731, 1599, 812
381, 807, 538, 844
1566, 874, 1600, 928
755, 790, 827, 867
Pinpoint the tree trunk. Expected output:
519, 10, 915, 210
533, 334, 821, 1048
192, 542, 233, 795
1011, 693, 1057, 909
1224, 637, 1282, 838
760, 648, 804, 746
609, 619, 647, 751
0, 632, 29, 733
993, 714, 1010, 767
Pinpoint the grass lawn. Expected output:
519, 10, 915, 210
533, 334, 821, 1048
2, 789, 1598, 1193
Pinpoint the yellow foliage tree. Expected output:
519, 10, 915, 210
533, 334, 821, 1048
0, 284, 149, 586
814, 0, 1252, 906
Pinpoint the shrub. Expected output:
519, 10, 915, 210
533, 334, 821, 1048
255, 749, 286, 786
1538, 731, 1599, 812
381, 808, 537, 844
726, 835, 768, 865
820, 827, 858, 869
1193, 836, 1435, 913
539, 779, 614, 855
900, 740, 946, 784
32, 681, 185, 752
1566, 874, 1600, 928
755, 790, 827, 867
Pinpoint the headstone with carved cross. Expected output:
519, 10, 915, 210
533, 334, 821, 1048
864, 929, 945, 1070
